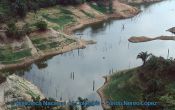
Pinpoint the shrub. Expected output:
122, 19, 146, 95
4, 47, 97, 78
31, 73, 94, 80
35, 20, 48, 31
10, 0, 28, 18
6, 22, 18, 39
22, 23, 31, 35
6, 21, 31, 39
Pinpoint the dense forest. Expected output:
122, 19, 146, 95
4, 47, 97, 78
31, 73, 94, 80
0, 0, 108, 22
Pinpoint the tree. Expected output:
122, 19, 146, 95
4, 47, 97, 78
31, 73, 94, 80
6, 21, 30, 39
6, 21, 18, 38
22, 23, 31, 35
137, 51, 152, 65
108, 0, 113, 13
35, 20, 48, 31
11, 0, 28, 18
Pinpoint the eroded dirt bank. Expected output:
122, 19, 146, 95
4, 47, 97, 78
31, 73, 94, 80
64, 0, 140, 34
0, 0, 140, 71
119, 0, 162, 4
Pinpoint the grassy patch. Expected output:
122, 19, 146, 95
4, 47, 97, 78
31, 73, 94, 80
31, 37, 47, 44
104, 69, 142, 101
59, 7, 73, 15
65, 38, 76, 44
0, 48, 32, 64
48, 42, 59, 48
42, 14, 75, 26
36, 42, 60, 50
37, 44, 47, 50
90, 4, 107, 13
52, 26, 62, 30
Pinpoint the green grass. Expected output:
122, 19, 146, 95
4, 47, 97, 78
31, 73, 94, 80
31, 37, 47, 44
59, 7, 74, 15
42, 14, 75, 26
80, 10, 95, 18
0, 2, 9, 14
48, 42, 59, 48
36, 42, 60, 50
65, 38, 76, 44
104, 69, 142, 101
37, 44, 47, 50
52, 26, 62, 30
0, 48, 32, 64
90, 4, 107, 13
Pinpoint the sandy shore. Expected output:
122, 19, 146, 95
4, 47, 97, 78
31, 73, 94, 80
128, 36, 175, 43
97, 76, 111, 110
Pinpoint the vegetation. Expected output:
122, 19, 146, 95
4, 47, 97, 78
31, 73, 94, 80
42, 14, 75, 28
31, 37, 60, 51
0, 48, 32, 64
90, 3, 108, 13
0, 0, 113, 23
137, 51, 152, 65
104, 52, 175, 110
31, 37, 47, 45
35, 20, 48, 31
6, 21, 31, 39
0, 73, 6, 84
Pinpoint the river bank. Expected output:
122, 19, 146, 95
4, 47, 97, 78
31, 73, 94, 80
119, 0, 162, 4
97, 69, 136, 110
64, 0, 140, 34
98, 55, 175, 110
0, 1, 140, 109
0, 74, 45, 110
0, 0, 140, 71
0, 0, 168, 109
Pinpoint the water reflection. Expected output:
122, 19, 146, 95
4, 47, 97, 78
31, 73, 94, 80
3, 0, 175, 110
35, 59, 49, 69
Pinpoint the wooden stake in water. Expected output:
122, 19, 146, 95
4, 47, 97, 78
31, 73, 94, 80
56, 88, 58, 98
73, 72, 74, 80
122, 24, 125, 30
167, 49, 169, 59
70, 72, 72, 79
93, 80, 95, 91
78, 48, 80, 56
109, 70, 111, 74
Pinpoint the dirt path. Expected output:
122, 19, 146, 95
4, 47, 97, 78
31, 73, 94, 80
25, 36, 38, 55
97, 76, 111, 110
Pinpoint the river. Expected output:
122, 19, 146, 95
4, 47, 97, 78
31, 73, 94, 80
10, 0, 175, 109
